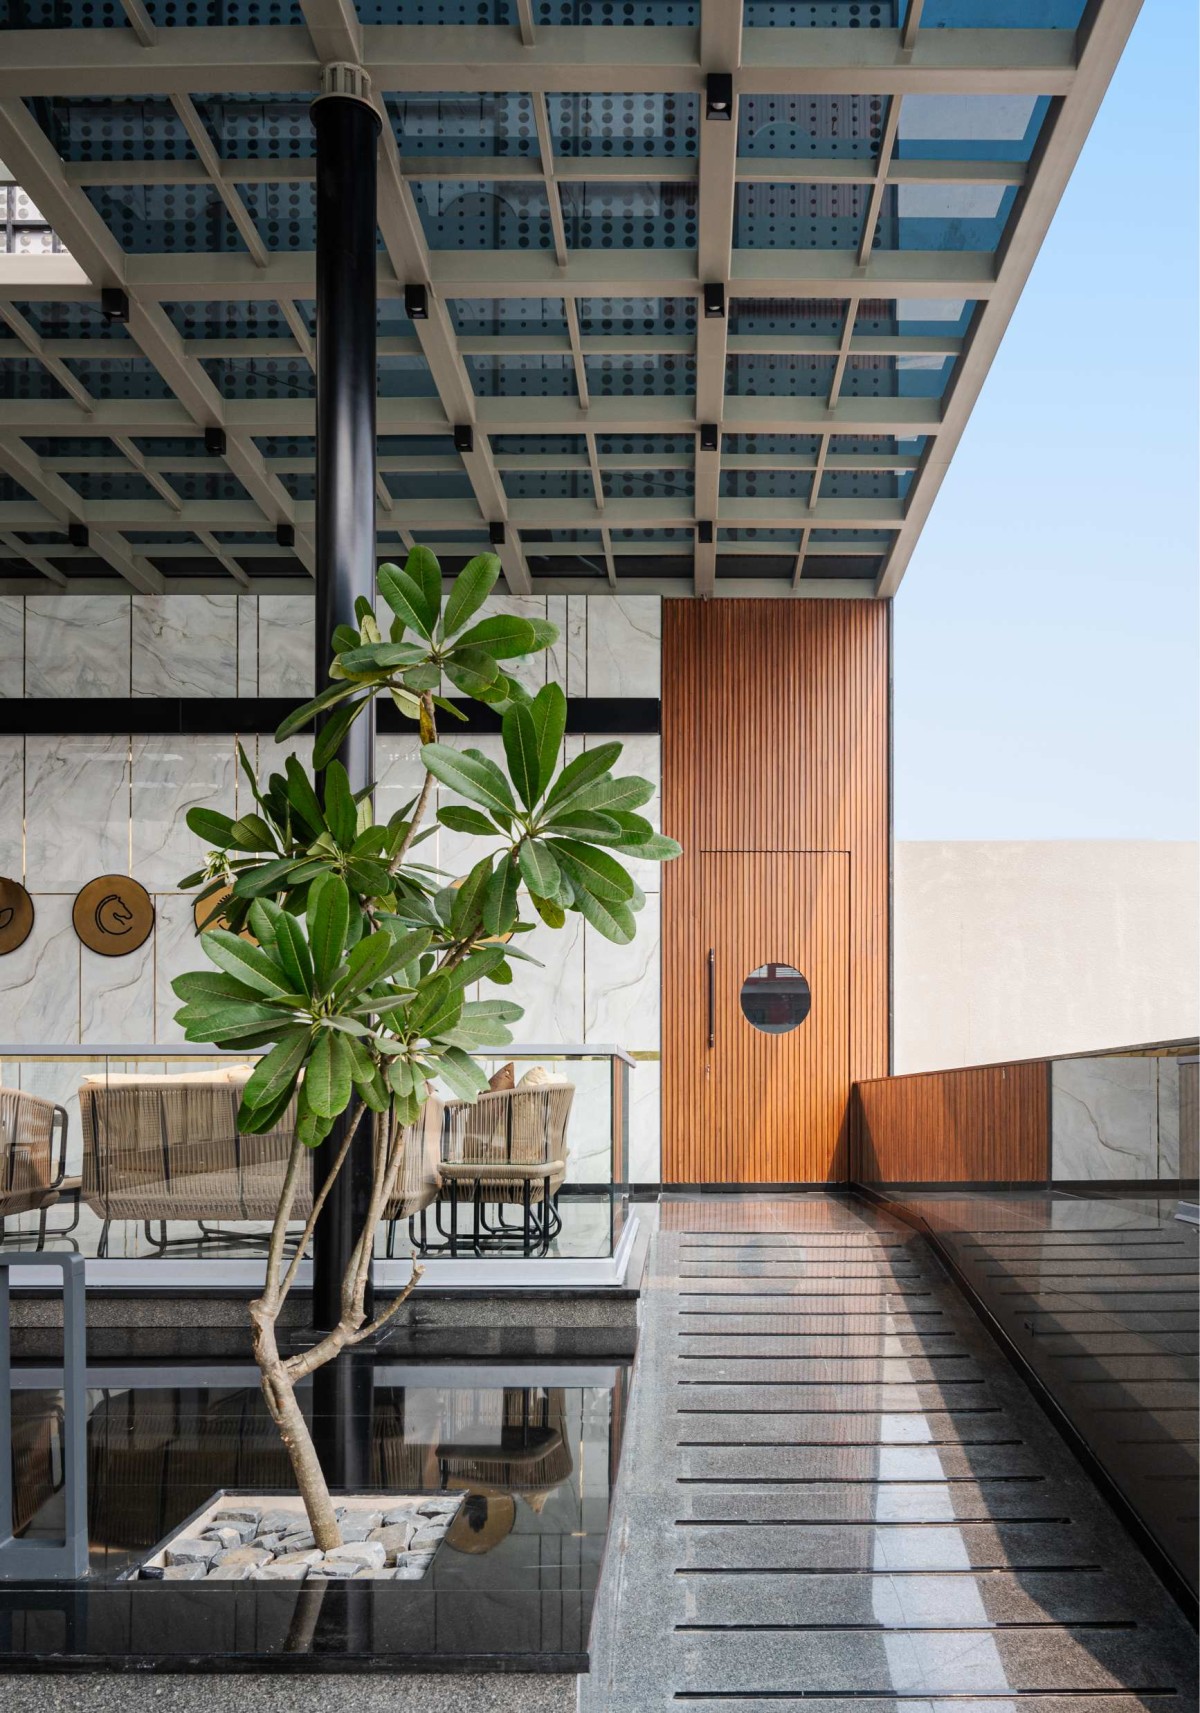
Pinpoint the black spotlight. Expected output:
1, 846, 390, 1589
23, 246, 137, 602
489, 522, 506, 546
404, 283, 429, 321
696, 521, 714, 545
100, 287, 130, 325
705, 73, 733, 120
204, 426, 227, 457
703, 283, 726, 320
68, 521, 88, 549
275, 523, 295, 549
454, 424, 474, 454
699, 423, 719, 453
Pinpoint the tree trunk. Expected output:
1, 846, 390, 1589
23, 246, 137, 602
250, 1301, 342, 1551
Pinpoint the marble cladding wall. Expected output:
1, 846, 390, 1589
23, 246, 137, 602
0, 592, 660, 702
0, 593, 664, 1180
1051, 1055, 1184, 1181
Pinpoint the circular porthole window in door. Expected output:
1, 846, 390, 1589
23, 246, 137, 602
740, 963, 811, 1034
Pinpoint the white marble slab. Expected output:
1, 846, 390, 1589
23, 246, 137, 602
132, 595, 238, 697
258, 596, 315, 698
154, 891, 203, 1044
0, 735, 24, 880
564, 596, 588, 696
1051, 1057, 1158, 1180
628, 1056, 661, 1184
1156, 1058, 1181, 1178
505, 912, 585, 1044
0, 597, 23, 697
81, 933, 156, 1045
25, 734, 130, 891
25, 596, 131, 698
585, 596, 660, 698
131, 735, 238, 892
0, 893, 80, 1044
584, 890, 660, 1054
236, 595, 259, 696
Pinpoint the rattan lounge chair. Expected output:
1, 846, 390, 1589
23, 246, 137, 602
0, 1086, 69, 1250
411, 1082, 575, 1258
79, 1066, 307, 1255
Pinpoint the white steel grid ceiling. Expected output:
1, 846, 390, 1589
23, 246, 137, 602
0, 0, 1138, 598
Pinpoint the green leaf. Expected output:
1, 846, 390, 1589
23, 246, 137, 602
408, 971, 454, 1034
462, 998, 523, 1023
232, 856, 328, 900
239, 1026, 311, 1120
247, 900, 314, 996
571, 886, 636, 945
450, 854, 493, 938
529, 682, 567, 797
436, 1046, 490, 1100
568, 774, 655, 816
541, 809, 622, 841
442, 552, 500, 637
518, 838, 560, 898
335, 640, 429, 675
502, 703, 541, 811
312, 697, 368, 771
525, 617, 558, 651
228, 814, 278, 853
550, 839, 635, 902
185, 807, 236, 846
378, 562, 434, 637
438, 804, 499, 837
172, 969, 268, 1007
275, 680, 360, 743
406, 544, 443, 629
448, 944, 508, 987
452, 615, 537, 660
322, 760, 357, 849
443, 649, 500, 700
305, 1030, 354, 1118
421, 743, 516, 820
201, 929, 295, 998
528, 891, 565, 929
284, 754, 326, 840
432, 694, 469, 723
401, 662, 441, 694
334, 928, 417, 1002
483, 857, 519, 937
543, 741, 623, 814
308, 872, 350, 992
604, 832, 683, 862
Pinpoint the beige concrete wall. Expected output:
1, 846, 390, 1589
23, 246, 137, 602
893, 841, 1200, 1073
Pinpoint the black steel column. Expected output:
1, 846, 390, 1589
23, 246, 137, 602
311, 76, 380, 1366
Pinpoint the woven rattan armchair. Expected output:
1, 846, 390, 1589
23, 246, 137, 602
413, 1082, 575, 1258
79, 1067, 307, 1255
0, 1086, 69, 1249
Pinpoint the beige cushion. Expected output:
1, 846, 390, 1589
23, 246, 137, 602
80, 1064, 254, 1089
517, 1065, 572, 1088
488, 1061, 515, 1091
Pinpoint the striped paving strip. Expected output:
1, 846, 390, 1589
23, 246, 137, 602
581, 1194, 1197, 1712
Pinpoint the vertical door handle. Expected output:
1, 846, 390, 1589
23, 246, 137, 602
706, 948, 715, 1049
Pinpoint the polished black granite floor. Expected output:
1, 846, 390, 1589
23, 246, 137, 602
582, 1194, 1198, 1712
3, 1356, 627, 1673
875, 1187, 1199, 1605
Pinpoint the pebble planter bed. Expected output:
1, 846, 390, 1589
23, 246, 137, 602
126, 1492, 464, 1583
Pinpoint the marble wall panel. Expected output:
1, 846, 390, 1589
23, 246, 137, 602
1051, 1057, 1158, 1180
236, 595, 259, 697
504, 912, 585, 1045
132, 595, 238, 698
0, 894, 80, 1044
0, 735, 24, 880
1156, 1058, 1181, 1178
0, 598, 23, 697
25, 596, 131, 698
584, 597, 660, 698
154, 891, 202, 1044
628, 1057, 661, 1184
81, 935, 155, 1045
584, 891, 660, 1053
258, 596, 315, 698
25, 734, 131, 891
130, 735, 237, 891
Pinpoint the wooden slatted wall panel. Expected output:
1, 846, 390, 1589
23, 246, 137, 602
662, 599, 889, 1183
852, 1061, 1050, 1183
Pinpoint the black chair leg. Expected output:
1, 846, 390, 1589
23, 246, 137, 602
522, 1179, 532, 1258
35, 1208, 48, 1251
448, 1180, 459, 1258
98, 1219, 110, 1258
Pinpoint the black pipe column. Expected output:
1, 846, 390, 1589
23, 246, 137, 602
309, 73, 380, 1488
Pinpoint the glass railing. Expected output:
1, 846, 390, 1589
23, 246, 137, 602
0, 1043, 634, 1269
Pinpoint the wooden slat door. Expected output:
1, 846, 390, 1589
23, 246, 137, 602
699, 853, 850, 1183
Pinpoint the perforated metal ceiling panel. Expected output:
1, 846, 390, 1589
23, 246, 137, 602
0, 0, 1135, 595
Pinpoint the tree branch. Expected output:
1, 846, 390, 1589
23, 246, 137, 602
275, 1101, 367, 1306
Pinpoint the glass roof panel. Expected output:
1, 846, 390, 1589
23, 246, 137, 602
561, 182, 697, 249
534, 1, 697, 21
11, 301, 128, 341
872, 183, 1019, 253
585, 353, 694, 396
451, 298, 567, 335
503, 470, 595, 501
388, 95, 537, 158
58, 470, 160, 503
739, 94, 889, 160
62, 357, 175, 398
576, 298, 696, 335
31, 95, 197, 162
546, 94, 699, 157
730, 299, 847, 336
199, 357, 315, 399
921, 0, 1085, 22
162, 301, 299, 339
193, 95, 314, 159
465, 354, 577, 397
603, 468, 693, 501
745, 1, 899, 20
410, 180, 554, 249
897, 95, 1052, 164
735, 183, 867, 249
85, 185, 248, 253
237, 181, 318, 250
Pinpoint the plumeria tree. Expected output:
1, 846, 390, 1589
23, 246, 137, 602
173, 548, 679, 1548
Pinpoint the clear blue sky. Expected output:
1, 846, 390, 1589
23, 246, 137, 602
893, 0, 1199, 842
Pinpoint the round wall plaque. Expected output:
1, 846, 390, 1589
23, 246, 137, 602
0, 878, 34, 955
72, 875, 155, 957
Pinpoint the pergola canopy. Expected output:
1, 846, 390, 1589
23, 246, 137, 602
0, 0, 1138, 597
